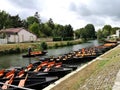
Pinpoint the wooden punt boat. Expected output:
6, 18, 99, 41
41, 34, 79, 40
0, 68, 50, 81
95, 43, 118, 53
35, 67, 72, 78
104, 39, 117, 43
22, 51, 47, 58
26, 62, 72, 78
0, 76, 58, 90
61, 55, 97, 64
31, 60, 78, 71
62, 64, 78, 70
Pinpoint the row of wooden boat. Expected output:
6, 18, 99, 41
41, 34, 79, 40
37, 43, 118, 64
0, 74, 58, 90
0, 59, 77, 90
0, 42, 118, 90
0, 68, 58, 90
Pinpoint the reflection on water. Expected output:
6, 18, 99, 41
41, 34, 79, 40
0, 40, 101, 69
45, 40, 102, 57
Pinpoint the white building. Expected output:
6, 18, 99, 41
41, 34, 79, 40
0, 28, 37, 43
116, 29, 120, 38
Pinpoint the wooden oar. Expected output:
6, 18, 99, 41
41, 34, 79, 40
0, 69, 5, 77
17, 70, 25, 78
33, 61, 48, 72
44, 61, 55, 72
18, 74, 28, 87
55, 62, 62, 68
4, 69, 15, 79
41, 61, 48, 67
43, 67, 51, 72
25, 64, 33, 72
34, 65, 42, 72
2, 74, 14, 89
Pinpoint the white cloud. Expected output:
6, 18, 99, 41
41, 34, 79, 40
0, 0, 120, 30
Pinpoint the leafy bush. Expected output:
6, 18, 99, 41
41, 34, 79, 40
54, 43, 59, 48
40, 42, 48, 50
67, 42, 73, 46
15, 47, 21, 53
9, 48, 14, 54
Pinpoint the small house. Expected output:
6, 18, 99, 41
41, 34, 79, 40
0, 28, 37, 43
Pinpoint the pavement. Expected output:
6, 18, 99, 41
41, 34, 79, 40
112, 45, 120, 90
112, 70, 120, 90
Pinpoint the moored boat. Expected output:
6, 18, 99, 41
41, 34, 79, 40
0, 76, 58, 90
22, 51, 47, 58
104, 39, 117, 43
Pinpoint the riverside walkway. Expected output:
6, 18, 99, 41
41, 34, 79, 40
78, 44, 120, 90
44, 44, 120, 90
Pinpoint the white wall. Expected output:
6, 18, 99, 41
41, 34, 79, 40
0, 39, 7, 44
18, 29, 37, 42
116, 30, 120, 38
8, 29, 37, 43
9, 34, 19, 43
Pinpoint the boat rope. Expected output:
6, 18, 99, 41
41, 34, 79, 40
0, 82, 35, 90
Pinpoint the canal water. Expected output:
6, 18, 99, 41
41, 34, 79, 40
0, 40, 102, 69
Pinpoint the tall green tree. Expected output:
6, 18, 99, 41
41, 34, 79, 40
47, 18, 54, 30
26, 16, 39, 28
0, 11, 24, 29
29, 22, 40, 37
111, 27, 120, 35
84, 24, 96, 39
52, 24, 63, 37
39, 23, 52, 37
8, 15, 23, 28
64, 24, 73, 37
34, 12, 41, 23
79, 28, 87, 40
74, 29, 81, 39
102, 25, 112, 37
0, 11, 8, 29
97, 29, 104, 40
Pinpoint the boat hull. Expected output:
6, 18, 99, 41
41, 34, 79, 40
22, 51, 47, 58
62, 55, 97, 64
0, 77, 58, 90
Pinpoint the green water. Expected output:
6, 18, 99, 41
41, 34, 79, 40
0, 40, 102, 69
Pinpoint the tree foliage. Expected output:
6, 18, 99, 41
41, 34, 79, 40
96, 25, 120, 40
74, 24, 96, 40
102, 25, 112, 38
29, 22, 40, 37
97, 29, 104, 40
3, 10, 120, 42
27, 16, 39, 27
0, 11, 23, 29
84, 24, 96, 39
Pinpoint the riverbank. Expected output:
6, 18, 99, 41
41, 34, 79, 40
46, 44, 120, 90
0, 39, 83, 55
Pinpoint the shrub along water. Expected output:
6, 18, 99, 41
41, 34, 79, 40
40, 42, 48, 50
0, 39, 83, 55
54, 43, 59, 48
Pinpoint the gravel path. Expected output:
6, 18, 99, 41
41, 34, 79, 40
79, 45, 120, 90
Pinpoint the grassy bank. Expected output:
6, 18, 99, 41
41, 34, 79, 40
51, 45, 120, 90
0, 39, 83, 55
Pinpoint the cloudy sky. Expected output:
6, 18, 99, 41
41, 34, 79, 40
0, 0, 120, 30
